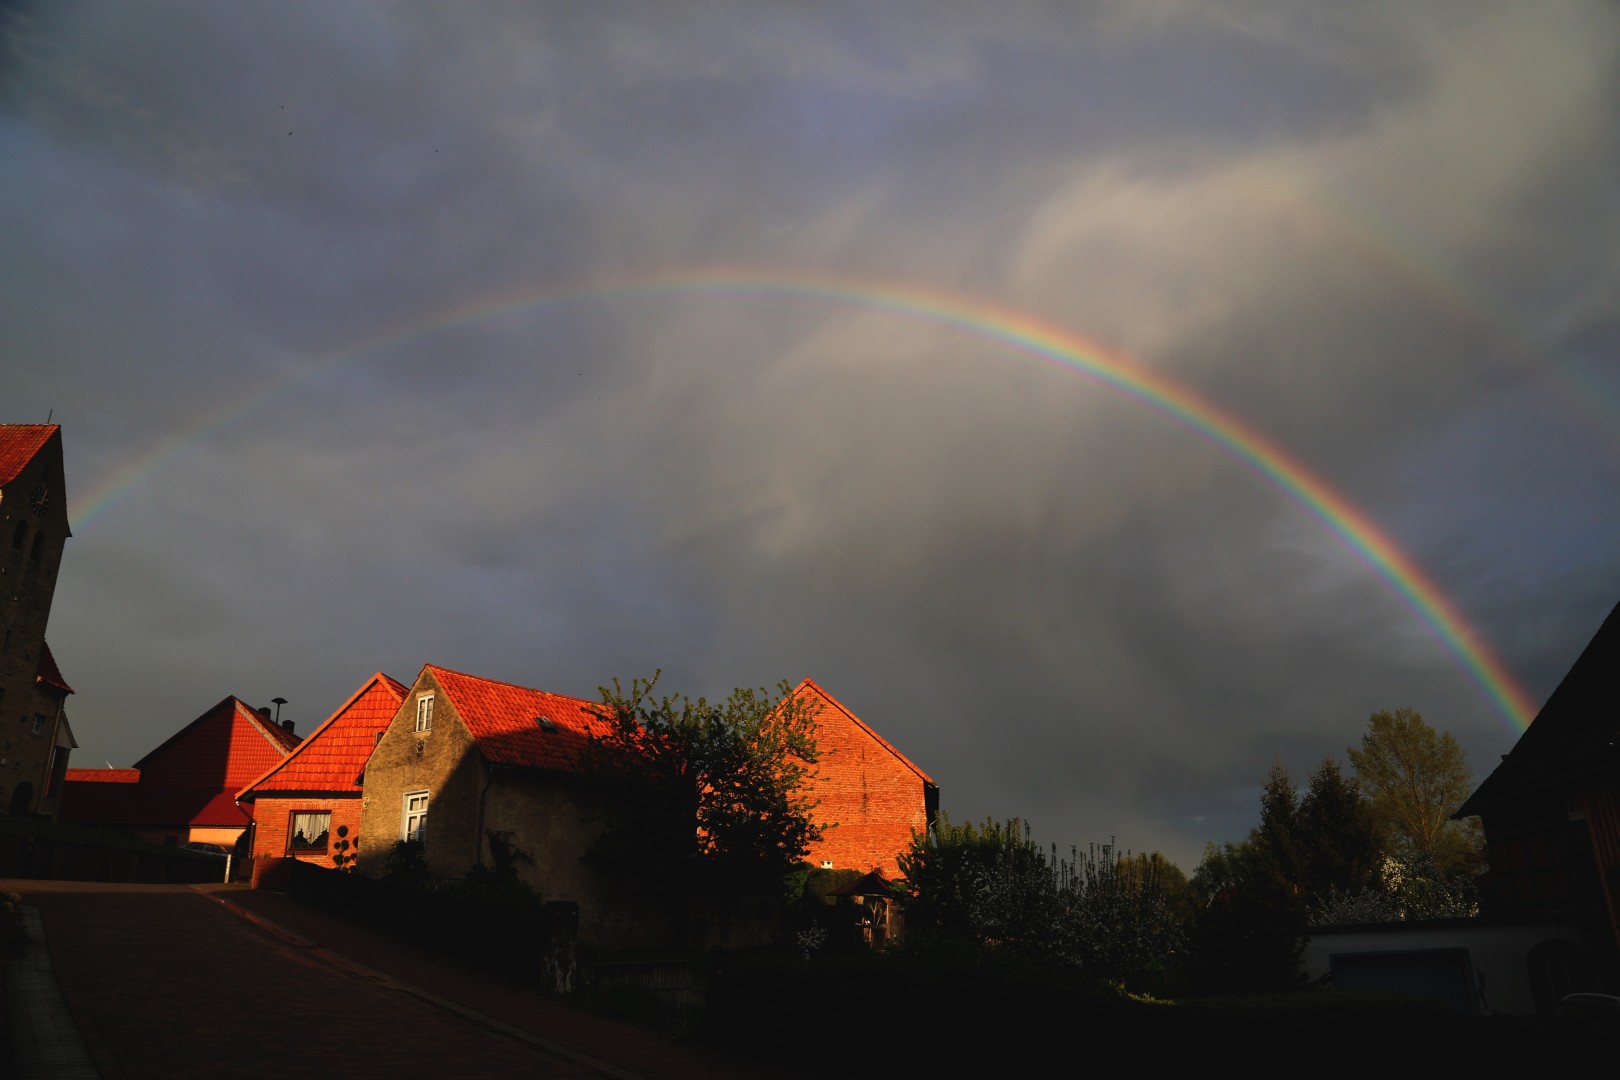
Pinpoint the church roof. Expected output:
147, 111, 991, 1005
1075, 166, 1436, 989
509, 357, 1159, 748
36, 641, 73, 695
236, 672, 408, 800
427, 664, 614, 773
1457, 600, 1620, 817
0, 424, 57, 486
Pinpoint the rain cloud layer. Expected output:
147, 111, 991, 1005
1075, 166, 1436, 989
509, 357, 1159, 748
4, 1, 1618, 869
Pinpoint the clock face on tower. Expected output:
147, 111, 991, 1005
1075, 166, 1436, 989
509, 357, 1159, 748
29, 482, 49, 518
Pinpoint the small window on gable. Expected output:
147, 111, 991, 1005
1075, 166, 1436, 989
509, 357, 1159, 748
415, 693, 434, 732
403, 790, 429, 842
288, 811, 331, 854
29, 715, 45, 736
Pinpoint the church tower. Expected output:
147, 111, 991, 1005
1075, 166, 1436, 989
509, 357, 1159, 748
0, 424, 75, 817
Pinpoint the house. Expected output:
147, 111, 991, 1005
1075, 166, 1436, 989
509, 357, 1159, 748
354, 666, 937, 946
355, 664, 656, 946
790, 678, 936, 877
62, 695, 301, 848
1454, 598, 1620, 997
0, 423, 78, 818
234, 672, 407, 868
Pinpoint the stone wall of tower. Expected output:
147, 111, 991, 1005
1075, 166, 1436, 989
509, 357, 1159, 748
0, 426, 71, 817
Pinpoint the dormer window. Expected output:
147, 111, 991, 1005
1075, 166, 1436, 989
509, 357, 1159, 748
415, 693, 434, 732
536, 715, 555, 731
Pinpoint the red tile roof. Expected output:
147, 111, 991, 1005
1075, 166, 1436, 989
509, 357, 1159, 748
36, 641, 73, 695
792, 677, 935, 786
65, 768, 141, 783
62, 695, 304, 831
0, 424, 57, 486
236, 673, 408, 800
133, 696, 301, 789
428, 665, 615, 773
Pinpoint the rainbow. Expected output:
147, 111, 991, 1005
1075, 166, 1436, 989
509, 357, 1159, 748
69, 266, 1540, 731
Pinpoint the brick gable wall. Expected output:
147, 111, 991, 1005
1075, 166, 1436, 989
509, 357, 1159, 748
796, 684, 930, 876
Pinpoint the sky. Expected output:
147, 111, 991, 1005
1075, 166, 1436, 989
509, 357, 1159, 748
4, 0, 1617, 872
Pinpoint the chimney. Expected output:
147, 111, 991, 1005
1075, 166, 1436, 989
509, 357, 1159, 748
281, 718, 295, 735
257, 706, 272, 721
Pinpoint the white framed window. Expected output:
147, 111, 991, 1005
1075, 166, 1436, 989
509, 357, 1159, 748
288, 811, 332, 854
415, 693, 434, 732
403, 790, 429, 842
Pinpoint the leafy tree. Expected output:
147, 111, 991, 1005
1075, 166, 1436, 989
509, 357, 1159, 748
897, 813, 1039, 940
1188, 833, 1306, 992
1293, 757, 1383, 909
1347, 708, 1479, 876
898, 817, 1186, 983
586, 672, 823, 897
1117, 851, 1195, 923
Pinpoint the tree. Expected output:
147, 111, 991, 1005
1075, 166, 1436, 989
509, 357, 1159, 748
585, 672, 823, 897
1249, 759, 1308, 914
1293, 757, 1383, 909
897, 813, 1039, 940
897, 817, 1186, 982
1347, 708, 1478, 876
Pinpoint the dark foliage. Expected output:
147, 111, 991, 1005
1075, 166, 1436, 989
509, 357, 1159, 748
584, 672, 822, 900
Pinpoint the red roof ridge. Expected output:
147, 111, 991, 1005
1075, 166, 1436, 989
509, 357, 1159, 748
792, 677, 934, 786
235, 672, 407, 802
238, 698, 302, 753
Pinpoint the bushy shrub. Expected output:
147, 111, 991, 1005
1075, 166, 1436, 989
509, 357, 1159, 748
897, 816, 1185, 984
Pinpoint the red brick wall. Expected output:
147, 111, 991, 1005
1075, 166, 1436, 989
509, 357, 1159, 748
248, 795, 363, 867
796, 684, 929, 876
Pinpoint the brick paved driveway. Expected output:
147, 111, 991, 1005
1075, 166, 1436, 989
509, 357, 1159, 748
5, 880, 761, 1080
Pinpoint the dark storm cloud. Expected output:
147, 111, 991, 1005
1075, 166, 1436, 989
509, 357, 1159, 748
3, 0, 1616, 869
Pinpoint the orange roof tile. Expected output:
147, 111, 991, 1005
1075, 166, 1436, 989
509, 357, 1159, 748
792, 678, 935, 786
133, 696, 300, 788
428, 665, 615, 773
36, 641, 73, 695
65, 768, 141, 783
0, 424, 57, 486
237, 673, 408, 800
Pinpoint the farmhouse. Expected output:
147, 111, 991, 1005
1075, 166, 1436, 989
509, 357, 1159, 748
353, 666, 935, 945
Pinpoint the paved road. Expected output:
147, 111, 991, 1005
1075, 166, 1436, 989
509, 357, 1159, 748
5, 880, 763, 1080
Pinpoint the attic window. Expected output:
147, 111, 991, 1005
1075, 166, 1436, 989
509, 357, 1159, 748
535, 715, 555, 731
415, 693, 434, 732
